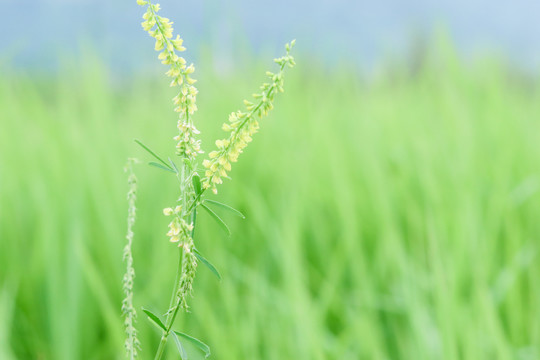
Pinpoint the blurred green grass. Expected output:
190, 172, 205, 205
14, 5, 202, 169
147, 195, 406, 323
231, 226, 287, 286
0, 48, 539, 359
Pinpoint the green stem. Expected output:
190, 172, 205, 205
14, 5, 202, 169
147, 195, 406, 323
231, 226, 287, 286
153, 247, 183, 360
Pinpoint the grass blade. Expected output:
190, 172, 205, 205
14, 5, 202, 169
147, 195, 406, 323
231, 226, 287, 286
172, 332, 188, 360
203, 199, 245, 219
134, 139, 173, 170
193, 249, 221, 281
174, 331, 211, 359
149, 161, 177, 173
142, 308, 166, 331
201, 203, 231, 236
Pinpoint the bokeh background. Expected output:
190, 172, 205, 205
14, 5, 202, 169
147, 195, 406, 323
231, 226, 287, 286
1, 0, 540, 359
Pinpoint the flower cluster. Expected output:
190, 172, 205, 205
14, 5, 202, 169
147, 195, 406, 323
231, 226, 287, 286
177, 238, 197, 310
163, 206, 193, 246
163, 205, 197, 310
201, 40, 296, 194
138, 0, 202, 162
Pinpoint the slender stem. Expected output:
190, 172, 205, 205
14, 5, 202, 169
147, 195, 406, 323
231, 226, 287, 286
153, 247, 183, 360
166, 247, 183, 319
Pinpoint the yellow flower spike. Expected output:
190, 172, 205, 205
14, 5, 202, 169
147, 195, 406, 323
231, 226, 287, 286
163, 207, 174, 216
139, 0, 201, 160
200, 41, 295, 193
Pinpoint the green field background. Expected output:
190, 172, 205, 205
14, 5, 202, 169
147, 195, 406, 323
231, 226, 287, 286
1, 45, 539, 359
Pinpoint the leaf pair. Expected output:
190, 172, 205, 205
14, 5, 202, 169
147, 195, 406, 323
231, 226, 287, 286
201, 199, 245, 236
135, 139, 178, 174
142, 308, 211, 359
197, 200, 245, 281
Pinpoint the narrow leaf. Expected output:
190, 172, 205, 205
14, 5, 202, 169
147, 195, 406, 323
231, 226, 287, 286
149, 161, 177, 173
142, 308, 167, 331
192, 175, 202, 196
203, 200, 245, 219
134, 139, 173, 170
193, 249, 221, 281
172, 332, 188, 360
174, 331, 211, 359
168, 157, 179, 173
201, 203, 231, 236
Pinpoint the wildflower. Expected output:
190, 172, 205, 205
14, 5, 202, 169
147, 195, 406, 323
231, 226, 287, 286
202, 40, 296, 194
137, 0, 202, 162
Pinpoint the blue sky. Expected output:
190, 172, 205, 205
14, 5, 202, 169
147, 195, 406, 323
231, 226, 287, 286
3, 0, 540, 72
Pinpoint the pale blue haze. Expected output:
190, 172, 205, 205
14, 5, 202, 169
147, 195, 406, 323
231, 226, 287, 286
2, 0, 540, 71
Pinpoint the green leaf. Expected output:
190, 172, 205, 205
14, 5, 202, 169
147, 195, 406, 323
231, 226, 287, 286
203, 200, 245, 219
142, 308, 166, 331
182, 158, 193, 169
201, 203, 231, 236
192, 175, 202, 196
193, 249, 221, 281
149, 161, 177, 173
168, 157, 179, 173
134, 139, 173, 170
174, 331, 211, 359
172, 332, 188, 360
